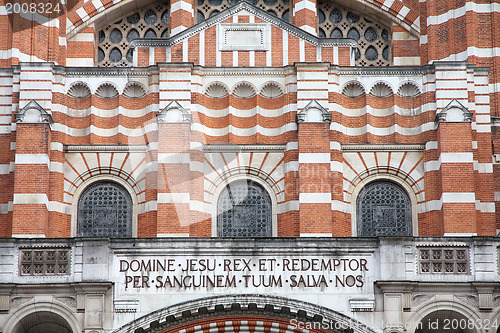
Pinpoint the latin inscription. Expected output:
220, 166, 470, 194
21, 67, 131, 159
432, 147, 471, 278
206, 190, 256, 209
118, 257, 369, 290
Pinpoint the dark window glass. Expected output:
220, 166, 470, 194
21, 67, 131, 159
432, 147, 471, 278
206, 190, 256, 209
77, 182, 133, 238
217, 180, 272, 237
144, 10, 157, 24
356, 181, 412, 236
127, 13, 140, 24
109, 28, 122, 43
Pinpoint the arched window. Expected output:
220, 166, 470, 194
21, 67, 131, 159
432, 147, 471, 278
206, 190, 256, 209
77, 181, 133, 237
217, 180, 272, 237
356, 180, 412, 236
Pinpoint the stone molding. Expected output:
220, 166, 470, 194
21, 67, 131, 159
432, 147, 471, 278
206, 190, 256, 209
342, 144, 425, 151
157, 101, 192, 124
203, 144, 285, 152
15, 100, 53, 126
64, 145, 149, 153
296, 100, 331, 123
436, 99, 473, 123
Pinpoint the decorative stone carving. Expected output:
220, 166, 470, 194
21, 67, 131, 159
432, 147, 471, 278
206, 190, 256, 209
96, 1, 170, 67
397, 81, 421, 97
341, 81, 365, 98
157, 100, 192, 123
296, 100, 331, 123
318, 1, 391, 66
369, 81, 393, 97
205, 81, 230, 98
95, 83, 119, 98
114, 299, 140, 313
15, 100, 53, 125
123, 82, 147, 98
349, 299, 375, 312
259, 81, 284, 98
436, 99, 473, 122
232, 81, 257, 98
68, 82, 91, 98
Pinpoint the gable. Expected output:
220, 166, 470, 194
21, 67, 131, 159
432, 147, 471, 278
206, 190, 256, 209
130, 2, 356, 66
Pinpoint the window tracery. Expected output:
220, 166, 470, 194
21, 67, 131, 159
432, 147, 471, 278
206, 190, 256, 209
217, 180, 272, 237
77, 181, 133, 237
356, 180, 412, 236
96, 2, 170, 67
318, 2, 391, 66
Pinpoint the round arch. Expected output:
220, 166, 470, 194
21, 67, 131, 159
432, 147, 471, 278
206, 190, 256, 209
3, 301, 82, 333
71, 173, 140, 237
350, 171, 420, 236
211, 173, 279, 237
406, 299, 483, 333
110, 294, 378, 333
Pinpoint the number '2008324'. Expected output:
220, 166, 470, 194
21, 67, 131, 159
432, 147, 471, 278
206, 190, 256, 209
442, 319, 498, 330
5, 2, 61, 14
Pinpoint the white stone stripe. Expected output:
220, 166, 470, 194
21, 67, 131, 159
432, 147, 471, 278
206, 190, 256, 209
300, 233, 333, 237
473, 162, 493, 173
199, 30, 205, 66
440, 152, 473, 163
15, 154, 50, 166
299, 39, 305, 62
13, 193, 49, 206
299, 153, 330, 163
331, 200, 349, 213
331, 161, 342, 172
0, 202, 13, 214
293, 0, 316, 13
427, 2, 500, 27
0, 163, 13, 174
299, 193, 331, 203
170, 0, 194, 15
48, 201, 67, 214
286, 141, 298, 150
442, 192, 475, 204
144, 201, 157, 213
50, 161, 64, 173
158, 153, 190, 164
475, 201, 495, 213
12, 234, 45, 238
158, 193, 190, 204
183, 39, 188, 62
285, 161, 299, 172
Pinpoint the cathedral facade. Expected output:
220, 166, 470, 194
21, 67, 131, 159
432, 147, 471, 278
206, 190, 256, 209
1, 0, 500, 331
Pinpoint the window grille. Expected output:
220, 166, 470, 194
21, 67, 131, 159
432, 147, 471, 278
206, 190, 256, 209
217, 180, 272, 237
77, 182, 133, 237
356, 181, 412, 236
318, 1, 391, 66
96, 2, 170, 67
196, 0, 291, 23
418, 248, 469, 274
20, 248, 70, 276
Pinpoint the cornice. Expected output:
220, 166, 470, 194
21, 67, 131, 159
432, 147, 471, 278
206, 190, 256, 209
65, 67, 157, 77
342, 144, 425, 151
64, 145, 149, 153
203, 144, 286, 152
193, 66, 289, 77
333, 65, 433, 76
